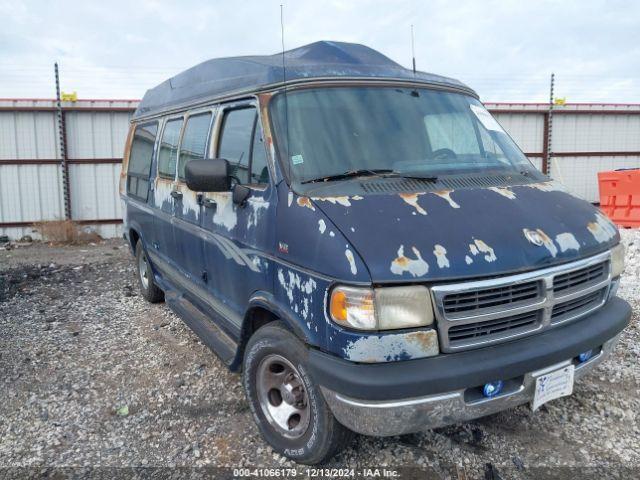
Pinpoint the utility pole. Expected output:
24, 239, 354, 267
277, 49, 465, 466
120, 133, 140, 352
55, 62, 71, 220
544, 73, 555, 176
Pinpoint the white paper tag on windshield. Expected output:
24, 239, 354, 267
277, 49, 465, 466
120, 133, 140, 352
470, 104, 504, 132
291, 154, 304, 165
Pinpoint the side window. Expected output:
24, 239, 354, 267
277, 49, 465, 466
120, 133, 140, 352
218, 108, 256, 185
250, 123, 270, 184
158, 118, 183, 179
178, 112, 212, 180
127, 122, 158, 201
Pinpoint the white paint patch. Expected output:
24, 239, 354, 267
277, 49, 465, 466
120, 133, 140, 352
180, 191, 201, 217
318, 219, 326, 234
556, 232, 581, 252
432, 190, 460, 209
329, 231, 335, 237
587, 212, 618, 243
210, 193, 238, 230
345, 249, 357, 275
433, 244, 450, 268
350, 227, 355, 232
311, 195, 363, 207
390, 245, 429, 277
246, 197, 269, 229
277, 268, 317, 305
343, 330, 438, 362
399, 193, 427, 215
488, 186, 517, 200
469, 239, 497, 262
465, 255, 473, 265
153, 180, 174, 208
287, 191, 293, 207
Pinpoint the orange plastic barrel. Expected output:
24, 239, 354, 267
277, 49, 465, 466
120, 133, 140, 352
598, 169, 640, 228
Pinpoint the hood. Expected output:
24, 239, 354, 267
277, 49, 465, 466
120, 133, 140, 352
311, 181, 619, 283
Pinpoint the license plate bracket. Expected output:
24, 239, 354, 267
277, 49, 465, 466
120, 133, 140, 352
532, 364, 575, 411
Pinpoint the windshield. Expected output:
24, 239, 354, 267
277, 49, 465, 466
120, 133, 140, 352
271, 86, 535, 185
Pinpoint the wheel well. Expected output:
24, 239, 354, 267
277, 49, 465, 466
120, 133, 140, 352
231, 307, 279, 372
129, 228, 140, 250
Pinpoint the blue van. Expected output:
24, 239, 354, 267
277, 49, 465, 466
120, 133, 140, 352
120, 41, 630, 464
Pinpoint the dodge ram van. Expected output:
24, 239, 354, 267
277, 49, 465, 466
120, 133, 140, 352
120, 41, 630, 464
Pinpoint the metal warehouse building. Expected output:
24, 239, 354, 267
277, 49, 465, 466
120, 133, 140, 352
1, 98, 639, 240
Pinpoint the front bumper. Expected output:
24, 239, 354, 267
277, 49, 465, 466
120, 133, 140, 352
322, 333, 620, 436
310, 297, 631, 436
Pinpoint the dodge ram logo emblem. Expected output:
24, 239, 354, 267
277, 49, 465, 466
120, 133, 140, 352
524, 229, 545, 246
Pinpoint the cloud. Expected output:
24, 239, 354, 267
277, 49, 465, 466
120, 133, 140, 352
0, 0, 638, 101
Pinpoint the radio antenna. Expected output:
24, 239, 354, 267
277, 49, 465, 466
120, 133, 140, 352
280, 4, 292, 178
411, 24, 416, 75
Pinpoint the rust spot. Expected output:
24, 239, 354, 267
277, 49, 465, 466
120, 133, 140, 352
296, 196, 315, 211
399, 193, 427, 215
390, 245, 429, 277
432, 189, 460, 208
405, 330, 438, 352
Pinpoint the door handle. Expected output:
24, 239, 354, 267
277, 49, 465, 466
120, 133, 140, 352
170, 190, 183, 200
202, 198, 217, 210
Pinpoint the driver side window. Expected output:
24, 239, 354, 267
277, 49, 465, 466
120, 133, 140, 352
217, 106, 270, 187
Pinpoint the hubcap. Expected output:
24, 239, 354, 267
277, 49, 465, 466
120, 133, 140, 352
138, 252, 149, 290
256, 354, 310, 439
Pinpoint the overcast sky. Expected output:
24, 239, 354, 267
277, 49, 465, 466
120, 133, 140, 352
1, 0, 639, 102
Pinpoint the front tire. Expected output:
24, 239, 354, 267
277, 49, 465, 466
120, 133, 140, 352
243, 322, 353, 464
135, 240, 164, 303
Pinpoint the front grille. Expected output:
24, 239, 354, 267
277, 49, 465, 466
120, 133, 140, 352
432, 253, 612, 352
553, 261, 608, 294
448, 310, 540, 345
442, 281, 541, 315
551, 288, 606, 323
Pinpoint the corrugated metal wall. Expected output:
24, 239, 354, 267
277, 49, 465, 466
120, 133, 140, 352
1, 99, 639, 239
0, 99, 135, 239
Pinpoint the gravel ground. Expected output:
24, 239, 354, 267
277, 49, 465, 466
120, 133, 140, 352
1, 232, 639, 479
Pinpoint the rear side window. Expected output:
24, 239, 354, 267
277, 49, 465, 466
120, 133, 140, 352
158, 118, 183, 179
218, 107, 269, 186
178, 112, 212, 180
127, 122, 158, 200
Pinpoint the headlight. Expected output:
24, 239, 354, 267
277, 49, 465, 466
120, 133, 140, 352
329, 285, 434, 330
611, 243, 626, 278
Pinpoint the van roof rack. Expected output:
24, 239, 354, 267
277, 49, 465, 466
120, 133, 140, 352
133, 40, 475, 119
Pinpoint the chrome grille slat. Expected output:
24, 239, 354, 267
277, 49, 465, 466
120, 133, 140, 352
432, 251, 612, 352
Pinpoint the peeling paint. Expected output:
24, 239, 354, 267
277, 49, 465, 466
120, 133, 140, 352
432, 189, 460, 209
179, 189, 201, 217
287, 191, 293, 207
399, 193, 427, 215
345, 249, 357, 275
469, 239, 497, 262
329, 231, 335, 237
587, 212, 617, 243
433, 244, 450, 268
210, 193, 238, 230
342, 330, 439, 362
528, 181, 568, 193
465, 255, 473, 265
296, 196, 315, 211
488, 186, 517, 200
277, 268, 317, 305
556, 232, 581, 252
246, 197, 269, 229
318, 219, 326, 234
523, 228, 558, 257
390, 245, 429, 277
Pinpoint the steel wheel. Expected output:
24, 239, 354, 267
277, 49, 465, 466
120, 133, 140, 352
138, 250, 149, 290
256, 354, 311, 439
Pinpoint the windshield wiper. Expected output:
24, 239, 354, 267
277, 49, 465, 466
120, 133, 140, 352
300, 169, 394, 184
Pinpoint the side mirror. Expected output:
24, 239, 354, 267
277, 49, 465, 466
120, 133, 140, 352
185, 159, 231, 192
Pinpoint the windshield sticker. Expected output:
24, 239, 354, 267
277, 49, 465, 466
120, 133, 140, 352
470, 104, 504, 132
291, 154, 304, 165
